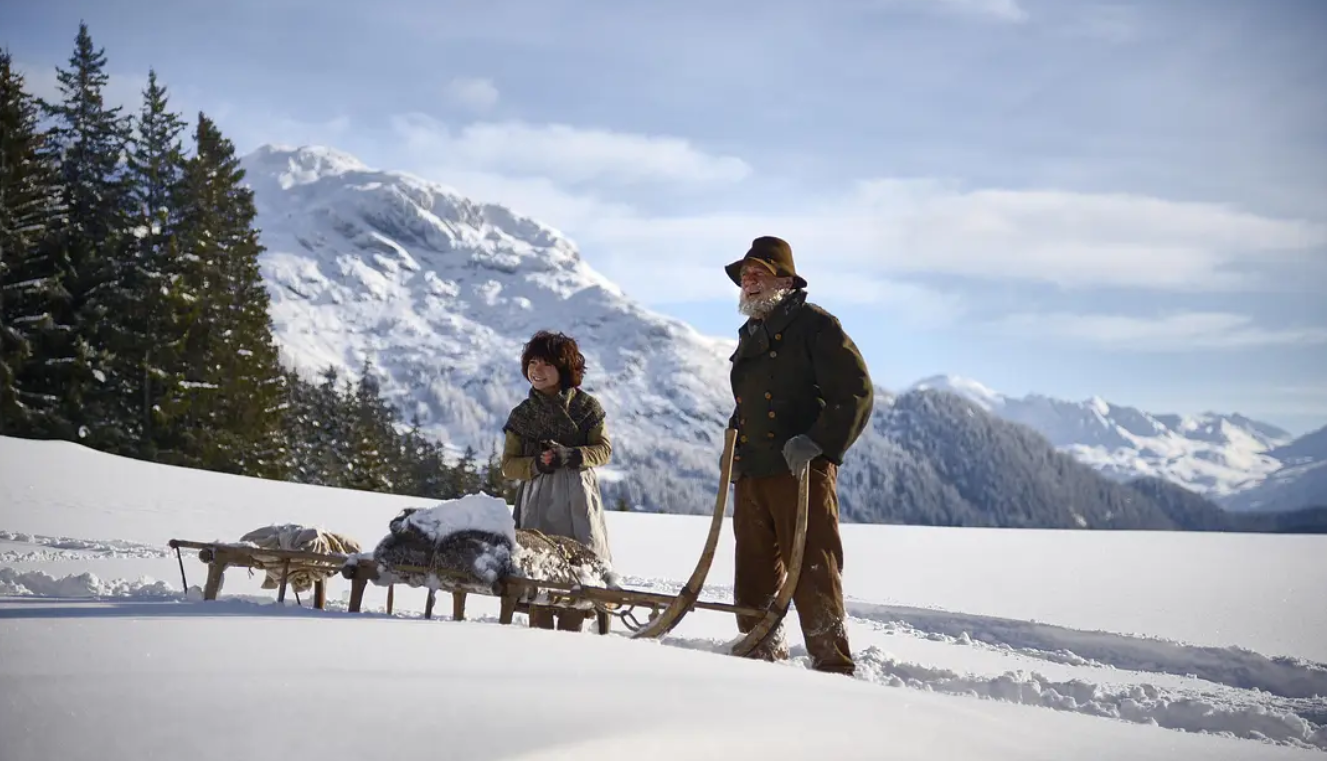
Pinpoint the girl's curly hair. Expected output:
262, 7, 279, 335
520, 330, 586, 389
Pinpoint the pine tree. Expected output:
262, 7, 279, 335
481, 442, 518, 503
312, 366, 352, 484
167, 112, 287, 477
451, 445, 483, 497
279, 369, 318, 483
401, 415, 450, 498
0, 49, 69, 436
345, 362, 398, 492
39, 22, 135, 448
124, 69, 188, 458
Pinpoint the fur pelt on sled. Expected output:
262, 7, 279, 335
237, 524, 361, 593
368, 507, 620, 594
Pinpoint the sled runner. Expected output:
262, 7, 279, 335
167, 427, 810, 659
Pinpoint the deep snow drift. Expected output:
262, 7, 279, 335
2, 435, 1326, 759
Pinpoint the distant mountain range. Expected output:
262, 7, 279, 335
238, 145, 1324, 530
1219, 427, 1327, 514
907, 376, 1326, 515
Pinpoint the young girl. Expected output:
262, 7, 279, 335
500, 330, 614, 631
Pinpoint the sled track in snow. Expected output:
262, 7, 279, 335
844, 645, 1327, 753
614, 577, 1327, 752
0, 530, 172, 562
621, 574, 1327, 703
844, 600, 1327, 702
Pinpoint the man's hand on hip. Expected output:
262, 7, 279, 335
782, 434, 822, 474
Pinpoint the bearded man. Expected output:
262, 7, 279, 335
724, 235, 874, 675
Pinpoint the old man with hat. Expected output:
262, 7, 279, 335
724, 235, 874, 675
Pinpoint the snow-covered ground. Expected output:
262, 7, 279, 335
2, 434, 1325, 759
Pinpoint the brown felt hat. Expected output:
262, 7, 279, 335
725, 236, 807, 289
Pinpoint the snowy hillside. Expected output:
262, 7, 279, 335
1220, 424, 1327, 513
910, 375, 1294, 497
3, 434, 1326, 758
241, 144, 895, 515
1221, 458, 1327, 514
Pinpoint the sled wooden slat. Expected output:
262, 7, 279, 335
169, 539, 353, 565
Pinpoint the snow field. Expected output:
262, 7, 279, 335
2, 434, 1326, 757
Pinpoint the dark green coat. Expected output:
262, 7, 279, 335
728, 290, 874, 478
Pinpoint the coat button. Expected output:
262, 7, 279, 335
740, 435, 748, 443
775, 333, 782, 340
768, 411, 776, 418
766, 432, 775, 439
764, 392, 771, 399
736, 396, 742, 403
769, 350, 778, 357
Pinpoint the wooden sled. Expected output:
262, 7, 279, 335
165, 540, 347, 609
167, 427, 812, 659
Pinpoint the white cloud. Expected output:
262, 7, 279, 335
236, 111, 1323, 314
32, 58, 1311, 326
795, 272, 969, 326
32, 58, 1314, 303
390, 113, 752, 186
589, 252, 966, 327
443, 77, 500, 112
989, 311, 1327, 351
369, 135, 1324, 312
411, 168, 638, 235
550, 180, 1325, 295
846, 181, 1327, 290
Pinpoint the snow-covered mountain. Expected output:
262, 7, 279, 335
908, 375, 1294, 497
1218, 426, 1327, 513
241, 144, 894, 515
238, 144, 1311, 522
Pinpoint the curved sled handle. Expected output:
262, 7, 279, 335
728, 459, 810, 658
631, 427, 738, 639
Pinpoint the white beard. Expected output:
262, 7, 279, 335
738, 287, 791, 318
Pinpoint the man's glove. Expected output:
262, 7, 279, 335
782, 434, 821, 474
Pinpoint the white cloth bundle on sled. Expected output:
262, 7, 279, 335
366, 493, 621, 593
237, 524, 362, 593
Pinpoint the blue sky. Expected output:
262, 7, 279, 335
6, 0, 1326, 434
